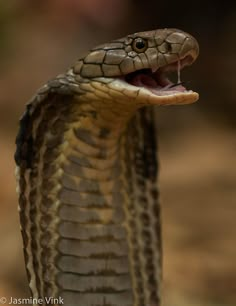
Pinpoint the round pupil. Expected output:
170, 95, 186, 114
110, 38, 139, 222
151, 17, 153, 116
136, 39, 145, 49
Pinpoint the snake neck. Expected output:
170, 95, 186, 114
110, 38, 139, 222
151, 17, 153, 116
56, 103, 161, 306
18, 96, 161, 306
52, 101, 140, 304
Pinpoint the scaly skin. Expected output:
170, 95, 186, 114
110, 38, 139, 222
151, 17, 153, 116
15, 28, 199, 306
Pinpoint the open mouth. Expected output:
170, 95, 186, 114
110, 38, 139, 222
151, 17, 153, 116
125, 55, 194, 96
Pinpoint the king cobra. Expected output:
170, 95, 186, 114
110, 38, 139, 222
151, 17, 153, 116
15, 29, 199, 306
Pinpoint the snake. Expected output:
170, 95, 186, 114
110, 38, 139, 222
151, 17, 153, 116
15, 28, 199, 306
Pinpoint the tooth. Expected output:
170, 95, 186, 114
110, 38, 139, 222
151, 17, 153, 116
177, 60, 181, 83
160, 84, 172, 91
151, 64, 159, 73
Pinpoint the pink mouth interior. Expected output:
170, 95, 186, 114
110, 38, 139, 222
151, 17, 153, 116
125, 55, 193, 96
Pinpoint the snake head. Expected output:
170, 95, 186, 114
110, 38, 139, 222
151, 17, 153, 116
73, 28, 199, 107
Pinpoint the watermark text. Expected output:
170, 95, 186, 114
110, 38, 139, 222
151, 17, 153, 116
0, 296, 64, 305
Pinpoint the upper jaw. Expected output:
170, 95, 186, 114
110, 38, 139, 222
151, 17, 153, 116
91, 51, 199, 106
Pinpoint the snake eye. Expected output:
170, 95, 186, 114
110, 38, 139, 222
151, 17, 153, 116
132, 38, 148, 53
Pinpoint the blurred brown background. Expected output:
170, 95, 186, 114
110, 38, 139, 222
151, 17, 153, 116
1, 1, 236, 305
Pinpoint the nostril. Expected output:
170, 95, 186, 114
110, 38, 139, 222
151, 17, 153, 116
166, 42, 172, 52
158, 42, 172, 54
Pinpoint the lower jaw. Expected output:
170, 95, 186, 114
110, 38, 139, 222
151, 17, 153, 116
134, 86, 199, 106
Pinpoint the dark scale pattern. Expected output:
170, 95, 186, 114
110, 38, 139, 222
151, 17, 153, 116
18, 171, 31, 282
15, 104, 34, 168
27, 98, 70, 297
16, 92, 56, 297
142, 108, 162, 277
126, 108, 161, 306
39, 99, 77, 299
123, 127, 145, 306
15, 75, 75, 299
15, 73, 73, 168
